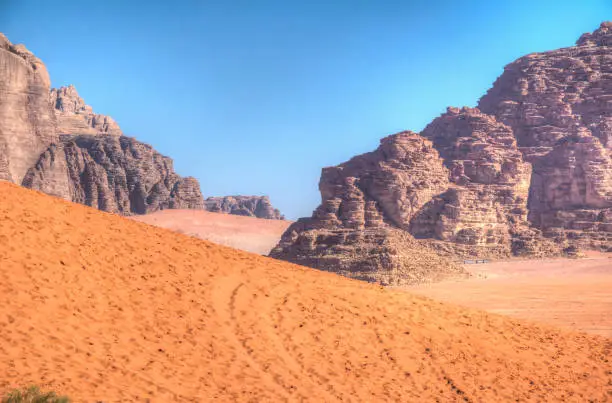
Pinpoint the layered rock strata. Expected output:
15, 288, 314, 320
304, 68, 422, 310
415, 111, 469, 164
478, 21, 612, 250
270, 132, 467, 283
204, 196, 284, 220
0, 33, 205, 216
22, 135, 204, 214
50, 85, 123, 136
272, 22, 612, 282
415, 107, 551, 256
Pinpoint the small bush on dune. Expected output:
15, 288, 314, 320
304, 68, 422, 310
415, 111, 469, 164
2, 386, 69, 403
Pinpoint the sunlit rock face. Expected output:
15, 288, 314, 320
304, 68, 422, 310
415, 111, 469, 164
0, 33, 205, 216
479, 21, 612, 250
50, 85, 123, 136
270, 132, 466, 285
416, 107, 541, 256
0, 33, 57, 183
272, 22, 612, 283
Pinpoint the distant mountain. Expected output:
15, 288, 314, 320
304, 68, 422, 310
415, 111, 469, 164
205, 196, 284, 220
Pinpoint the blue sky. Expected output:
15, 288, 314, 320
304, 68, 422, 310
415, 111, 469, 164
1, 1, 610, 219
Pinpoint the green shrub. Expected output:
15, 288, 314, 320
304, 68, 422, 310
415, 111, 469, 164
2, 386, 69, 403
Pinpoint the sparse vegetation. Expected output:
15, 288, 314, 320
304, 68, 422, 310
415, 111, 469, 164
2, 386, 69, 403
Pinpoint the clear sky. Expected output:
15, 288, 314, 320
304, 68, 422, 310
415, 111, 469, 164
1, 1, 610, 219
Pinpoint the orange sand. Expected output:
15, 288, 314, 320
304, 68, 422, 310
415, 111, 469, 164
409, 255, 612, 337
131, 209, 291, 255
0, 182, 611, 402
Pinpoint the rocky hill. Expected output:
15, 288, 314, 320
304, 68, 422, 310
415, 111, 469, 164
0, 32, 203, 215
204, 195, 284, 219
0, 33, 284, 219
271, 22, 612, 281
22, 135, 204, 214
478, 21, 612, 251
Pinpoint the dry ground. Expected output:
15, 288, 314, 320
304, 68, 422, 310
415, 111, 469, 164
409, 253, 612, 337
0, 182, 611, 402
131, 209, 291, 255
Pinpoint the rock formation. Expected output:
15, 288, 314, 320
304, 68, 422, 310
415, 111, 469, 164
204, 196, 284, 219
272, 21, 612, 282
415, 106, 553, 257
0, 32, 204, 216
23, 135, 204, 214
0, 33, 286, 219
0, 33, 56, 184
50, 85, 123, 136
270, 132, 466, 284
478, 21, 612, 250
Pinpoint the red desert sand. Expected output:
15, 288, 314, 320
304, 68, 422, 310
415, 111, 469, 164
0, 182, 611, 402
131, 209, 291, 255
409, 253, 612, 338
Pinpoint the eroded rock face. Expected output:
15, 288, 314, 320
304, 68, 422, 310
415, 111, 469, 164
416, 107, 539, 256
272, 226, 466, 286
272, 110, 554, 275
204, 196, 284, 220
0, 33, 56, 183
50, 85, 123, 136
270, 132, 466, 283
273, 22, 612, 281
23, 135, 204, 215
0, 33, 206, 216
1, 33, 284, 220
478, 21, 612, 250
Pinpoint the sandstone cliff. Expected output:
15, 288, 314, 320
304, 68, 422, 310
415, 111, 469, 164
270, 132, 466, 284
415, 106, 552, 257
204, 196, 284, 220
0, 33, 286, 219
0, 32, 204, 216
50, 85, 123, 136
478, 21, 612, 250
0, 33, 56, 184
22, 135, 204, 214
272, 22, 612, 282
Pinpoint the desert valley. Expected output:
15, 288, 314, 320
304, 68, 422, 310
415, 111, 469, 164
1, 9, 612, 403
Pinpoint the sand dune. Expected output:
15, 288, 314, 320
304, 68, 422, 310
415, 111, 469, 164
0, 182, 611, 402
131, 209, 291, 255
409, 255, 612, 337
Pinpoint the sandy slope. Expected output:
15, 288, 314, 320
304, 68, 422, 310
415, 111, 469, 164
409, 255, 612, 337
131, 209, 291, 255
0, 182, 611, 402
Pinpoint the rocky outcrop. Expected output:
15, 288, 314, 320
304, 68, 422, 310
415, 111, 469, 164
0, 33, 205, 216
270, 132, 467, 283
204, 196, 284, 220
272, 226, 466, 286
50, 85, 122, 136
0, 33, 57, 183
23, 135, 204, 215
272, 22, 612, 281
0, 33, 283, 220
415, 107, 545, 257
478, 21, 612, 250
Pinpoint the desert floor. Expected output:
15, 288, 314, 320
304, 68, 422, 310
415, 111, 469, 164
131, 209, 291, 255
408, 252, 612, 337
1, 183, 611, 402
